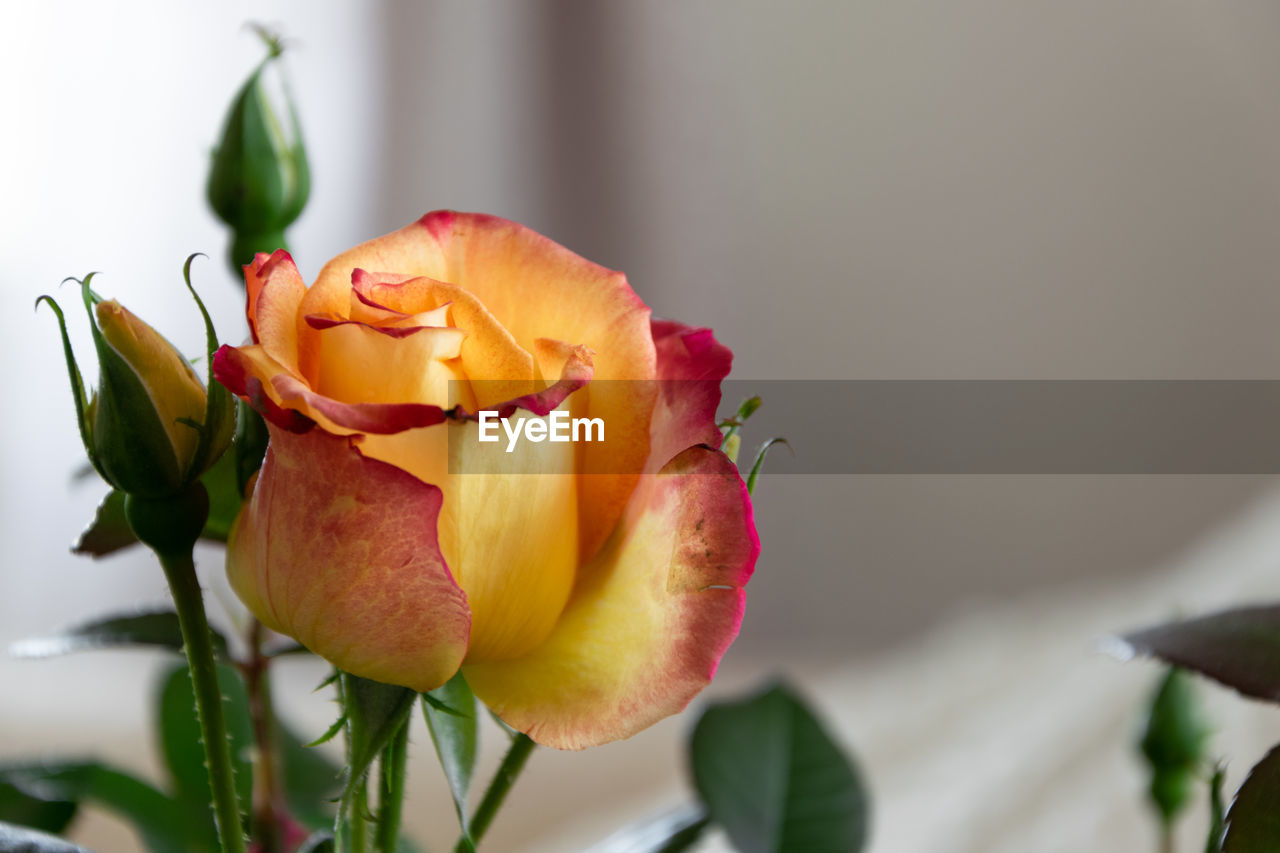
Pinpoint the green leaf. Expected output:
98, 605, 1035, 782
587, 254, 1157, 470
1117, 605, 1280, 704
0, 820, 92, 852
278, 718, 342, 830
422, 672, 478, 839
0, 763, 194, 853
9, 611, 228, 659
689, 682, 870, 853
156, 661, 253, 844
1206, 763, 1227, 853
1139, 668, 1212, 825
72, 490, 137, 558
340, 675, 416, 801
582, 804, 710, 853
1222, 744, 1280, 851
0, 773, 77, 835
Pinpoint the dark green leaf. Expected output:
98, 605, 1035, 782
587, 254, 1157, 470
1206, 763, 1227, 853
422, 672, 478, 838
1118, 605, 1280, 704
1222, 744, 1280, 851
0, 820, 92, 852
0, 763, 193, 853
690, 682, 870, 853
1139, 668, 1212, 824
278, 718, 342, 830
9, 612, 227, 659
582, 804, 709, 853
73, 491, 137, 558
156, 661, 253, 843
0, 774, 76, 835
340, 675, 416, 800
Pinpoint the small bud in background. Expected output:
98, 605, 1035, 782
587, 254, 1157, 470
39, 259, 235, 501
207, 27, 309, 277
1139, 667, 1213, 838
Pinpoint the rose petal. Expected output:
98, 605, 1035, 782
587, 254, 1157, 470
463, 445, 758, 749
648, 319, 734, 471
308, 211, 658, 562
213, 345, 315, 433
244, 250, 307, 376
227, 425, 471, 691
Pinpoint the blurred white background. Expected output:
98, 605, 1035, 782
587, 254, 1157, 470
6, 2, 1280, 851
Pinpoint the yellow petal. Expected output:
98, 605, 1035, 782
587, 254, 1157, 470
95, 300, 206, 469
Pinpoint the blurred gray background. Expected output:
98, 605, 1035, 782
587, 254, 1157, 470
8, 2, 1280, 849
8, 0, 1280, 662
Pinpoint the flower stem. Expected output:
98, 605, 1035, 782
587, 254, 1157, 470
244, 620, 284, 853
374, 718, 410, 853
457, 733, 535, 851
159, 547, 247, 853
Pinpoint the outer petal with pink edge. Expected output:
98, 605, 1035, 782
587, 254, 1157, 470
648, 319, 734, 471
463, 446, 758, 749
228, 425, 470, 691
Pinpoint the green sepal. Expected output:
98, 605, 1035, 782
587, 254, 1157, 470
718, 396, 762, 446
180, 255, 236, 482
199, 444, 242, 542
234, 401, 270, 496
336, 673, 416, 842
35, 293, 101, 480
78, 275, 185, 498
422, 672, 478, 842
746, 437, 790, 496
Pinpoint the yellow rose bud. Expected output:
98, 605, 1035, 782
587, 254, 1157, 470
95, 301, 208, 475
40, 265, 235, 500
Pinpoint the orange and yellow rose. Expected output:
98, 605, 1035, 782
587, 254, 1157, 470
213, 211, 757, 748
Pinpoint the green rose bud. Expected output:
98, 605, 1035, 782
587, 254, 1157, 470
39, 258, 235, 500
207, 28, 310, 276
1139, 667, 1213, 828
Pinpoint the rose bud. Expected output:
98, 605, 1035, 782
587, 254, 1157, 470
214, 212, 759, 749
40, 265, 235, 500
207, 29, 310, 276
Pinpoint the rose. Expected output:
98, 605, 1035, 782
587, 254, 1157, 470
213, 211, 758, 748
